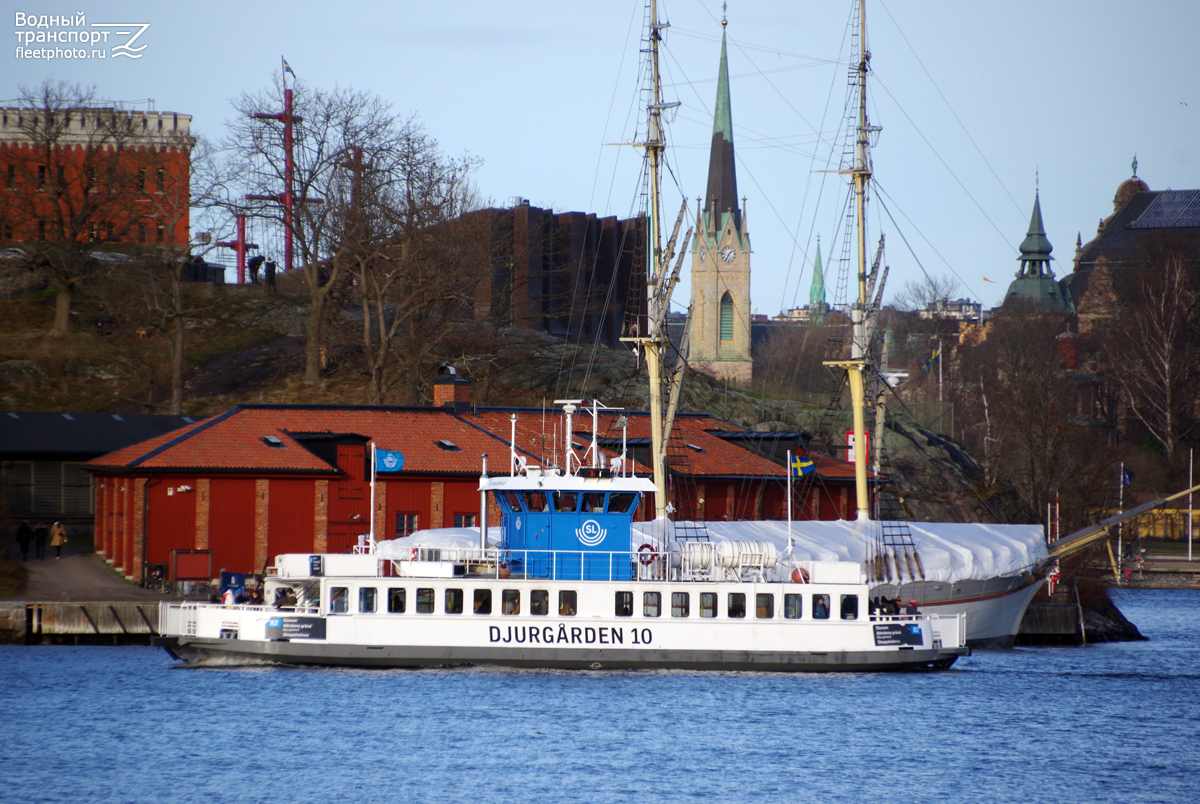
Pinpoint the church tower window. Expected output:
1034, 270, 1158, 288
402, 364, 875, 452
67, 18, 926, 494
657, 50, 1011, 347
720, 292, 734, 341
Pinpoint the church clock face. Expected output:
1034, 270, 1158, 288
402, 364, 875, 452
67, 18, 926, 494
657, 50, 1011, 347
720, 246, 736, 262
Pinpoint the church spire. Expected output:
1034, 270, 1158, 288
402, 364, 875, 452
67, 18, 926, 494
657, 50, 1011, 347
1017, 191, 1054, 278
809, 237, 826, 323
705, 18, 740, 235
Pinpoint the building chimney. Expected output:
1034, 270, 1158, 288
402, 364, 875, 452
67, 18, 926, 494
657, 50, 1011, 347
1057, 331, 1079, 371
433, 365, 471, 411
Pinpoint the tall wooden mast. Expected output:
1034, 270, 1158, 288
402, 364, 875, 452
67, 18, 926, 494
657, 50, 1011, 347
621, 0, 690, 520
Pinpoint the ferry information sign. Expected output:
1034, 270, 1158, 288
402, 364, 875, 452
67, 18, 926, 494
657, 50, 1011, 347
266, 617, 327, 640
873, 623, 923, 647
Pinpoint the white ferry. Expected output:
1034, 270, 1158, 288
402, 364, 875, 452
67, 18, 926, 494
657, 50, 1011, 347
155, 404, 968, 672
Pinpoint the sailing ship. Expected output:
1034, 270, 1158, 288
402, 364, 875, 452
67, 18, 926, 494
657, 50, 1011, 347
153, 0, 969, 671
788, 0, 1047, 646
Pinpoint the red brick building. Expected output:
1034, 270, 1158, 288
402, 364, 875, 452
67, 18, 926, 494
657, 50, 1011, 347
85, 395, 867, 582
0, 106, 191, 247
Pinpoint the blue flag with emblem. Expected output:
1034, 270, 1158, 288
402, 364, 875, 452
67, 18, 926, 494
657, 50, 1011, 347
790, 454, 816, 477
375, 448, 404, 473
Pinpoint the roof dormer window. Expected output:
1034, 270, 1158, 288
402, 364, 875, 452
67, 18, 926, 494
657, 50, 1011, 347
435, 440, 461, 452
260, 436, 285, 448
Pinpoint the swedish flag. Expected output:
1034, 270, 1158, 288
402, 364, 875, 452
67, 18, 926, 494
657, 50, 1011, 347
922, 343, 942, 372
790, 454, 816, 477
283, 58, 296, 77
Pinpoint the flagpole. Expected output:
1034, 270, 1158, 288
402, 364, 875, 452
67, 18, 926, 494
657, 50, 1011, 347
1117, 461, 1124, 579
369, 441, 377, 548
786, 450, 794, 560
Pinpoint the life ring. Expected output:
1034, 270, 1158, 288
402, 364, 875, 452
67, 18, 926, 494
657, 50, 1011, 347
790, 567, 810, 584
637, 543, 658, 565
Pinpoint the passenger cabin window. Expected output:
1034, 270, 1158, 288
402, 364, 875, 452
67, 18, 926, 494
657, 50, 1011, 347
330, 587, 348, 614
614, 591, 633, 617
416, 588, 435, 614
502, 590, 521, 615
531, 590, 549, 615
700, 593, 717, 618
671, 592, 690, 618
784, 593, 802, 619
559, 590, 577, 616
583, 493, 605, 513
474, 589, 492, 614
608, 493, 636, 514
359, 587, 377, 614
388, 588, 406, 613
446, 588, 464, 614
756, 594, 774, 619
840, 594, 859, 621
554, 492, 578, 512
644, 592, 661, 617
727, 593, 746, 619
812, 594, 831, 620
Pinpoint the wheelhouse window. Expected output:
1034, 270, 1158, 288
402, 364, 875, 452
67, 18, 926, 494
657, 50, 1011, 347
727, 593, 746, 619
614, 591, 633, 617
582, 493, 605, 513
756, 594, 774, 619
395, 513, 419, 538
559, 590, 577, 616
330, 587, 348, 614
608, 493, 637, 514
812, 594, 831, 620
502, 590, 521, 615
416, 588, 435, 614
700, 593, 717, 619
474, 589, 492, 615
500, 491, 522, 511
671, 592, 690, 618
445, 588, 464, 614
523, 492, 549, 512
644, 591, 661, 617
553, 492, 578, 512
359, 587, 377, 614
840, 594, 859, 621
784, 593, 802, 619
388, 588, 406, 613
531, 590, 549, 615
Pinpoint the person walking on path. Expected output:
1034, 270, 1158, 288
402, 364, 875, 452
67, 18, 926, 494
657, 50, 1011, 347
16, 520, 33, 561
33, 522, 48, 560
49, 521, 68, 560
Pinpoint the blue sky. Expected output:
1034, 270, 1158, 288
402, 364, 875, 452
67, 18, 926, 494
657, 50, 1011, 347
6, 0, 1200, 312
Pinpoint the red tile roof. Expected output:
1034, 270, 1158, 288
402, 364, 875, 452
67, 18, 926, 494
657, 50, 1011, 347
85, 403, 867, 482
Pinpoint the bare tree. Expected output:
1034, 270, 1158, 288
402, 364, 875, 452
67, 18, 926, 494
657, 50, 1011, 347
226, 80, 426, 386
102, 134, 225, 414
1101, 255, 1199, 463
891, 273, 964, 313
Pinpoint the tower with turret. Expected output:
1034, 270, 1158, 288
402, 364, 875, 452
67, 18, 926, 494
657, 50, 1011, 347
689, 18, 753, 387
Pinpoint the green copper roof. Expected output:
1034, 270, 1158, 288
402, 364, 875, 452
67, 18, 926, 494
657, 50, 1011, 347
1018, 192, 1054, 267
1003, 192, 1072, 314
712, 26, 734, 142
705, 22, 740, 234
809, 238, 826, 323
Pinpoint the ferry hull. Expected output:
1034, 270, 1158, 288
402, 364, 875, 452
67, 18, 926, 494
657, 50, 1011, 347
156, 635, 965, 672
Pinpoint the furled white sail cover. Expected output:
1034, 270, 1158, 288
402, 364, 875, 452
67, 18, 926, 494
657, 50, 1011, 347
634, 520, 1048, 583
